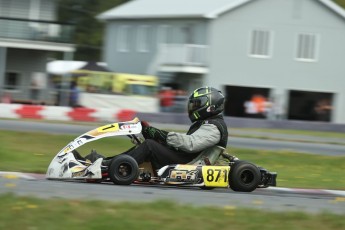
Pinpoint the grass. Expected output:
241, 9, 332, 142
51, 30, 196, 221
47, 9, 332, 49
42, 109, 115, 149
0, 131, 130, 173
1, 128, 345, 228
0, 193, 344, 230
231, 148, 345, 189
0, 130, 344, 190
231, 128, 345, 139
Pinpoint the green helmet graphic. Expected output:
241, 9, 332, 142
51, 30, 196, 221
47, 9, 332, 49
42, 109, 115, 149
187, 86, 225, 122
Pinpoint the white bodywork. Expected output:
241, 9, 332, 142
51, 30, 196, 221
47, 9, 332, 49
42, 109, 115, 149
46, 117, 142, 179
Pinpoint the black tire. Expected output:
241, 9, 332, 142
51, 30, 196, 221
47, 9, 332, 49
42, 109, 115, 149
229, 161, 261, 192
108, 155, 139, 185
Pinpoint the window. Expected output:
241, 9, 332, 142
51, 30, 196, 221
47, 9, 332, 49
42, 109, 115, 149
117, 25, 130, 52
129, 84, 155, 96
4, 72, 21, 90
137, 25, 149, 52
296, 33, 319, 61
157, 25, 172, 46
182, 25, 194, 43
0, 0, 29, 18
249, 29, 272, 57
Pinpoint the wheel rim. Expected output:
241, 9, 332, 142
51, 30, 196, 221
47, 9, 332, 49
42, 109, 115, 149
117, 163, 132, 178
240, 169, 255, 184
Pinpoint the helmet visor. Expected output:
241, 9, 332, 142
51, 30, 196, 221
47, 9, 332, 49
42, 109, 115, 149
188, 96, 208, 113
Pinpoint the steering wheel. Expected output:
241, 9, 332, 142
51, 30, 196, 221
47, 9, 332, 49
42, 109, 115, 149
127, 134, 142, 145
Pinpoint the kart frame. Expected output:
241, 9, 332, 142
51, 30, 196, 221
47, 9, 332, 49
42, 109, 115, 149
46, 117, 277, 192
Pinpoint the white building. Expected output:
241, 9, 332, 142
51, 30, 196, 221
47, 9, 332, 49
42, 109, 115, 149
0, 0, 75, 104
98, 0, 345, 123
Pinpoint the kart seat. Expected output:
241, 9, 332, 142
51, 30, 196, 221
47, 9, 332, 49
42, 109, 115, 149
188, 145, 225, 166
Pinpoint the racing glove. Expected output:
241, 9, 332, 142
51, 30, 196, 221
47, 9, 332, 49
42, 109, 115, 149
142, 126, 168, 144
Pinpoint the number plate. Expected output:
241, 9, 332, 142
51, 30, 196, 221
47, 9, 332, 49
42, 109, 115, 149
202, 166, 230, 187
97, 123, 119, 132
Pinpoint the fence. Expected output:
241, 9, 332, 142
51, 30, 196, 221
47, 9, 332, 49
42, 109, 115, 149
159, 44, 208, 66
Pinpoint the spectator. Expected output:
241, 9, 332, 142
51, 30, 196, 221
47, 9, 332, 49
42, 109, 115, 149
1, 92, 12, 104
69, 81, 81, 107
252, 94, 266, 118
159, 87, 175, 112
244, 98, 259, 118
173, 89, 187, 113
272, 95, 285, 120
314, 98, 332, 121
30, 78, 39, 103
263, 97, 274, 119
244, 94, 270, 119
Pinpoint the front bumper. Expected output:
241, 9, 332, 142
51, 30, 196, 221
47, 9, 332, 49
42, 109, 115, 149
259, 167, 277, 187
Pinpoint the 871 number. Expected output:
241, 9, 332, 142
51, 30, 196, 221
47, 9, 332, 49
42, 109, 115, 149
206, 169, 228, 183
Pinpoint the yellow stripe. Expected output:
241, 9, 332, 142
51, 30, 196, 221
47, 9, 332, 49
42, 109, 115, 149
193, 89, 199, 97
193, 112, 200, 119
194, 87, 210, 98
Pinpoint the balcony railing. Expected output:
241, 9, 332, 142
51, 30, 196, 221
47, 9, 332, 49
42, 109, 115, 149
159, 44, 208, 67
0, 17, 74, 43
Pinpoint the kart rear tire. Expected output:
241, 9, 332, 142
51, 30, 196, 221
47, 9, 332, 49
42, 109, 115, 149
108, 155, 139, 185
229, 161, 261, 192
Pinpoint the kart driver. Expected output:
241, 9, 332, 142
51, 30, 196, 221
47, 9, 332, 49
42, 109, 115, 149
122, 86, 229, 170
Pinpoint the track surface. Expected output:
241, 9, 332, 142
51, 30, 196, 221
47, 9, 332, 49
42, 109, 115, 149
1, 119, 345, 214
1, 174, 345, 214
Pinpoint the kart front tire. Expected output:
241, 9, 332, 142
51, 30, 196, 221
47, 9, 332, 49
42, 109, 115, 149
229, 161, 261, 192
108, 155, 139, 185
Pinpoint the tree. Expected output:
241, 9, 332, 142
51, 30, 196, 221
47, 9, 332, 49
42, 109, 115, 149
57, 0, 129, 61
334, 0, 345, 8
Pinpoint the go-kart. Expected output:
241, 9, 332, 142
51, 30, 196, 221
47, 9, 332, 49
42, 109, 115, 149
46, 117, 277, 192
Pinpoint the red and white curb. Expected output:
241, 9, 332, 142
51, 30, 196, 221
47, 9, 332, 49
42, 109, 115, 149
0, 104, 137, 122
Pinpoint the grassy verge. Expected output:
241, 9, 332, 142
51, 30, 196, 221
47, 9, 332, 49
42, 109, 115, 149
231, 148, 345, 189
0, 194, 344, 230
3, 118, 345, 145
0, 130, 344, 190
231, 128, 345, 139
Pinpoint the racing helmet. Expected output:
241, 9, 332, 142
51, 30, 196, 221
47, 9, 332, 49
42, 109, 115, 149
188, 86, 225, 122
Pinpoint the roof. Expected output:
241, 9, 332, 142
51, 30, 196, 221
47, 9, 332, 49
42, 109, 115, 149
97, 0, 345, 20
318, 0, 345, 19
47, 61, 109, 75
97, 0, 251, 20
78, 61, 110, 72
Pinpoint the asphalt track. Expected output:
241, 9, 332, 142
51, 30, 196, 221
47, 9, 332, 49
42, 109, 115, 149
0, 172, 345, 214
0, 119, 345, 214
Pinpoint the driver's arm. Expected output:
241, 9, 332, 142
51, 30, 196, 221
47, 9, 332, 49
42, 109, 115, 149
167, 123, 221, 153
